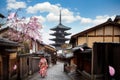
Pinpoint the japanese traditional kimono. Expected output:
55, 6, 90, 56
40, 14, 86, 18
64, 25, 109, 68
39, 57, 48, 77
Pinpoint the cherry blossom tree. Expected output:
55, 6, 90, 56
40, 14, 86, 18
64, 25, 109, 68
3, 10, 43, 53
6, 11, 42, 42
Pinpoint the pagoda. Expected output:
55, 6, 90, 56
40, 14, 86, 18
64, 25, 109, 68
50, 10, 71, 50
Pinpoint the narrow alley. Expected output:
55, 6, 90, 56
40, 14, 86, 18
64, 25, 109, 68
25, 61, 72, 80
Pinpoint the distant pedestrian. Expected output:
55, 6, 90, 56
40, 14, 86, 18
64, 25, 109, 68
39, 55, 48, 78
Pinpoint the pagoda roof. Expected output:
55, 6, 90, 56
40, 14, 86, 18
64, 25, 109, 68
50, 32, 71, 36
0, 37, 19, 47
50, 38, 69, 41
50, 23, 71, 31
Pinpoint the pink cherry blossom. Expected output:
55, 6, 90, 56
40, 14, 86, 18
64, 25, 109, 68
8, 13, 16, 20
109, 65, 115, 76
6, 11, 42, 42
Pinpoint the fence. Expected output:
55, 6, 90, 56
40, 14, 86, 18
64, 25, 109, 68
17, 54, 40, 80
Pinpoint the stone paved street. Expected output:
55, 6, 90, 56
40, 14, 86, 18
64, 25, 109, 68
25, 61, 72, 80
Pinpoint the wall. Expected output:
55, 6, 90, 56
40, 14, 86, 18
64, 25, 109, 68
77, 25, 120, 47
17, 54, 40, 80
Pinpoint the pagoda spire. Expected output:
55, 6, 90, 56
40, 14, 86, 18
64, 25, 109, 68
59, 10, 62, 24
50, 9, 71, 50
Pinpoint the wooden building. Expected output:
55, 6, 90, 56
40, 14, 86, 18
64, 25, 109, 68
0, 27, 43, 54
72, 44, 92, 73
69, 15, 120, 80
70, 15, 120, 47
44, 44, 57, 64
0, 38, 19, 80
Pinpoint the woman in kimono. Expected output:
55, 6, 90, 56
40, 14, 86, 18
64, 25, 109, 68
39, 55, 48, 78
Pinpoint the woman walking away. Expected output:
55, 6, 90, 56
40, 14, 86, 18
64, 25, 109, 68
39, 55, 48, 78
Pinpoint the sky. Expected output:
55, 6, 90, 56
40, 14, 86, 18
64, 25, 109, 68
0, 0, 120, 44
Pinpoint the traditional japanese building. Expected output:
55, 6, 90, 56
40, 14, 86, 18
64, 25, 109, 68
69, 15, 120, 80
0, 38, 19, 80
50, 11, 71, 50
70, 15, 120, 48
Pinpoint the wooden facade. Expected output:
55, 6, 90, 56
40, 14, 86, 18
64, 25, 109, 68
17, 54, 40, 80
44, 44, 57, 64
0, 27, 45, 54
0, 38, 19, 80
72, 45, 92, 74
70, 16, 120, 48
69, 15, 120, 80
92, 42, 120, 80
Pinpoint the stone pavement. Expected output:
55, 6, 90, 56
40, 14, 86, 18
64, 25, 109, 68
25, 61, 72, 80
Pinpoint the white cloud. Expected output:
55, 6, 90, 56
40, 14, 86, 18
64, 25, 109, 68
46, 11, 75, 23
92, 15, 115, 25
79, 17, 92, 24
26, 2, 79, 23
61, 9, 77, 23
7, 0, 16, 3
33, 16, 46, 24
46, 13, 58, 22
26, 2, 115, 25
62, 15, 76, 23
78, 15, 115, 26
26, 2, 60, 14
7, 0, 26, 10
77, 15, 116, 34
45, 9, 79, 23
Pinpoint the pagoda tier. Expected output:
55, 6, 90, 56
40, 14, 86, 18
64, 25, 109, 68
50, 23, 71, 31
50, 32, 71, 36
50, 37, 69, 41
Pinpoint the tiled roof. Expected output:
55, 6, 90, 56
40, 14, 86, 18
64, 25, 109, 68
50, 23, 71, 31
0, 37, 19, 47
71, 18, 120, 39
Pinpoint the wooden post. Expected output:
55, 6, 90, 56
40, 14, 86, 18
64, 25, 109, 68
17, 54, 21, 80
91, 47, 94, 80
2, 55, 9, 80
